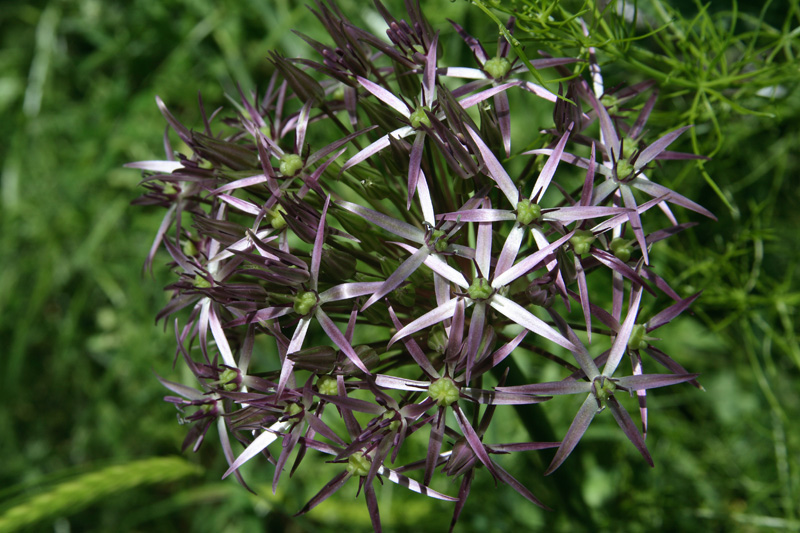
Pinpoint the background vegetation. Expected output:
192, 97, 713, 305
1, 0, 798, 531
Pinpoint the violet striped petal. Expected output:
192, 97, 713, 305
545, 395, 597, 475
606, 395, 653, 466
634, 126, 692, 170
489, 294, 575, 351
466, 124, 518, 205
492, 231, 573, 288
356, 75, 410, 117
615, 373, 701, 391
337, 200, 423, 243
603, 285, 643, 377
531, 124, 572, 202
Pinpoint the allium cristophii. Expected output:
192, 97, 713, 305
130, 2, 713, 530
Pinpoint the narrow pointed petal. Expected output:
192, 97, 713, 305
494, 461, 551, 510
388, 307, 440, 378
490, 294, 575, 351
310, 196, 331, 290
494, 224, 524, 279
531, 124, 572, 202
452, 406, 500, 479
125, 160, 184, 172
614, 372, 701, 391
634, 126, 692, 170
393, 242, 469, 288
295, 471, 351, 515
388, 297, 462, 347
605, 395, 653, 466
362, 246, 429, 310
425, 410, 446, 486
492, 231, 573, 288
494, 91, 512, 156
316, 309, 370, 374
382, 467, 459, 501
631, 178, 717, 220
422, 33, 439, 106
337, 200, 423, 243
475, 198, 493, 278
603, 285, 643, 377
620, 185, 649, 264
545, 395, 597, 475
497, 380, 591, 396
407, 131, 426, 210
222, 421, 292, 479
466, 125, 519, 205
438, 208, 516, 223
356, 76, 409, 117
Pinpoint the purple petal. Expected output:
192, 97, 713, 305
497, 380, 591, 396
494, 91, 512, 156
631, 178, 717, 220
362, 246, 429, 310
531, 124, 572, 202
319, 282, 385, 304
602, 285, 643, 377
422, 33, 439, 107
605, 396, 653, 466
222, 422, 290, 479
615, 373, 701, 391
466, 125, 519, 205
634, 126, 692, 170
337, 200, 423, 243
647, 292, 701, 331
490, 294, 575, 351
545, 395, 597, 474
388, 297, 462, 347
407, 131, 426, 210
438, 208, 516, 223
492, 231, 574, 288
316, 309, 370, 374
356, 75, 409, 117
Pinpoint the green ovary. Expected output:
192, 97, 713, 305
468, 278, 492, 300
628, 324, 648, 351
428, 377, 460, 407
609, 237, 632, 262
279, 154, 303, 177
616, 159, 635, 181
293, 291, 318, 316
268, 207, 286, 230
570, 229, 596, 256
317, 375, 338, 396
346, 452, 371, 477
409, 106, 431, 129
594, 377, 616, 402
516, 199, 541, 225
219, 368, 239, 391
484, 57, 511, 79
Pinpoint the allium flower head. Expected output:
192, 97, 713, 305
130, 2, 712, 529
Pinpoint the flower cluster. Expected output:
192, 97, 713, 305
130, 2, 712, 530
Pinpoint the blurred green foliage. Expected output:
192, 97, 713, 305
1, 0, 798, 531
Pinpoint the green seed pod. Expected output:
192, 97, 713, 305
628, 324, 648, 351
409, 106, 432, 129
468, 278, 493, 300
428, 377, 460, 407
293, 291, 318, 316
483, 57, 511, 79
279, 154, 304, 177
570, 229, 596, 256
516, 199, 542, 225
346, 452, 371, 477
316, 374, 339, 396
